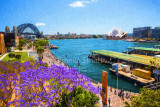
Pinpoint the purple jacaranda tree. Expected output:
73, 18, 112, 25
0, 61, 101, 106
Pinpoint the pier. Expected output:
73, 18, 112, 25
125, 47, 160, 56
109, 68, 155, 86
88, 50, 159, 86
88, 50, 160, 68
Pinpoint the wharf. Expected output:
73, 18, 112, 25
126, 47, 160, 55
109, 68, 155, 86
89, 50, 160, 67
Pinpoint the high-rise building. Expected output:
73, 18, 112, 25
68, 32, 70, 36
133, 27, 160, 38
151, 27, 160, 38
133, 27, 151, 38
57, 32, 60, 36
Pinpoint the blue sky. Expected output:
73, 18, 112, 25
0, 0, 160, 34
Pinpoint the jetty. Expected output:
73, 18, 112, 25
125, 47, 160, 56
88, 50, 160, 67
88, 50, 160, 86
109, 68, 155, 86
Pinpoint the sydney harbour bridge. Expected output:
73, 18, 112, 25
15, 23, 42, 38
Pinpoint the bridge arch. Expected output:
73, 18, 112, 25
17, 23, 42, 38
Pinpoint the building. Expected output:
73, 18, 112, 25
108, 28, 119, 37
106, 28, 127, 40
151, 27, 160, 38
0, 33, 5, 54
68, 32, 70, 36
57, 32, 60, 36
133, 27, 151, 38
0, 31, 19, 54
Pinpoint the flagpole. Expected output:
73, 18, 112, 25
117, 61, 119, 94
117, 73, 118, 91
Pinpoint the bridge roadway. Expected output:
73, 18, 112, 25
21, 32, 37, 35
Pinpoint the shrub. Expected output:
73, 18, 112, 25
44, 63, 48, 68
57, 86, 99, 107
9, 53, 15, 58
19, 46, 22, 51
28, 43, 33, 49
125, 88, 160, 107
15, 55, 21, 60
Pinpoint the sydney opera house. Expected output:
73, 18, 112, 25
105, 28, 128, 40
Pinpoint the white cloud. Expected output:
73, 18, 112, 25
91, 0, 98, 2
69, 1, 90, 7
35, 23, 46, 26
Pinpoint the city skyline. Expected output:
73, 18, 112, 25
0, 0, 160, 35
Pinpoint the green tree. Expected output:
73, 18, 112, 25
28, 43, 33, 49
57, 86, 99, 107
35, 39, 49, 46
37, 46, 44, 61
125, 88, 160, 107
19, 39, 26, 50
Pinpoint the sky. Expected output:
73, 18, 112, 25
0, 0, 160, 35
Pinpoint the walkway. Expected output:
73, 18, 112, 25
93, 83, 138, 107
0, 53, 8, 60
42, 49, 67, 67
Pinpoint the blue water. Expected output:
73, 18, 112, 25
50, 39, 159, 93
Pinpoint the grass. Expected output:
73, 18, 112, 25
2, 52, 29, 62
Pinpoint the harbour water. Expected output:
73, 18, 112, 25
50, 39, 159, 93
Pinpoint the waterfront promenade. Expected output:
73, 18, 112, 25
93, 82, 137, 107
42, 48, 67, 67
42, 48, 137, 107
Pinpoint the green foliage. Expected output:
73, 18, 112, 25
126, 88, 160, 107
43, 36, 48, 40
9, 53, 15, 58
56, 86, 99, 107
34, 39, 49, 47
15, 55, 21, 60
28, 43, 33, 49
150, 58, 160, 68
44, 63, 48, 68
18, 39, 26, 51
37, 46, 44, 61
37, 46, 44, 54
49, 78, 63, 92
134, 38, 140, 40
125, 101, 131, 107
19, 39, 26, 47
19, 46, 23, 51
